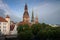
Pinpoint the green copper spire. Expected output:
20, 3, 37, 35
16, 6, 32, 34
31, 10, 34, 22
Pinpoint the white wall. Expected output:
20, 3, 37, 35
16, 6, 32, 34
5, 18, 10, 35
0, 22, 8, 35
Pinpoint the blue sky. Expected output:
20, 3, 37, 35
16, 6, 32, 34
0, 0, 60, 24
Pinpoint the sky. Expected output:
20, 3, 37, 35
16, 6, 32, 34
0, 0, 60, 24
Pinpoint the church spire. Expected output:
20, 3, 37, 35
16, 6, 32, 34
23, 4, 30, 23
23, 4, 29, 16
25, 3, 28, 10
31, 9, 34, 22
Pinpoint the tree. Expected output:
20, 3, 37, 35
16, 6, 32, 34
17, 24, 34, 40
31, 24, 40, 35
17, 23, 60, 40
17, 25, 23, 33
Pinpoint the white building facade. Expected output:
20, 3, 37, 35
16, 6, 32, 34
0, 15, 10, 35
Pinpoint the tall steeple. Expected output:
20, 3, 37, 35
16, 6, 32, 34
25, 4, 28, 11
23, 4, 30, 23
31, 10, 34, 24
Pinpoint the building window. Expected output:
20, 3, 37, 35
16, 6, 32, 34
3, 26, 6, 28
0, 26, 1, 28
0, 29, 1, 32
3, 26, 6, 32
0, 26, 1, 33
0, 26, 1, 29
3, 29, 6, 32
3, 23, 6, 25
0, 26, 1, 32
0, 22, 1, 24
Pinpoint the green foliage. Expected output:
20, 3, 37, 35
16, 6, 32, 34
31, 24, 40, 35
17, 25, 23, 33
17, 24, 29, 33
17, 23, 60, 40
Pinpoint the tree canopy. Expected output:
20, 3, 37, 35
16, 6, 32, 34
17, 23, 60, 40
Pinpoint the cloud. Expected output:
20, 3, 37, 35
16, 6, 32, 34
0, 0, 21, 22
0, 0, 11, 15
33, 2, 60, 24
0, 0, 60, 24
0, 9, 5, 17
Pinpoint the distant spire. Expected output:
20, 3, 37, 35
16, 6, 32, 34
31, 9, 34, 22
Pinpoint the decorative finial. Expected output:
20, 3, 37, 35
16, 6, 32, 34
25, 3, 28, 10
6, 15, 10, 18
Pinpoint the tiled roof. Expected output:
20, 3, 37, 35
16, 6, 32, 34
0, 17, 7, 22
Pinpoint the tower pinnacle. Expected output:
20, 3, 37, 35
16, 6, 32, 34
25, 4, 28, 10
31, 10, 34, 22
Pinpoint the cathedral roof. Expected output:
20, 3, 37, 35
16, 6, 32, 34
0, 17, 7, 22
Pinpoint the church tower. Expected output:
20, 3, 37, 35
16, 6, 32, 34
23, 4, 30, 23
35, 13, 38, 24
31, 10, 34, 24
5, 15, 10, 35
